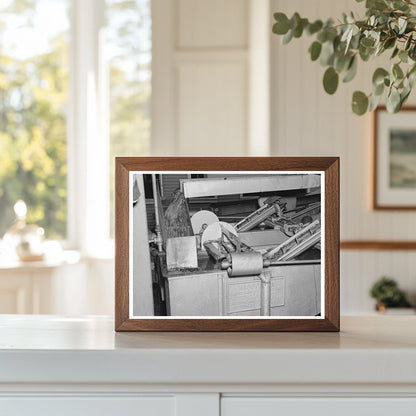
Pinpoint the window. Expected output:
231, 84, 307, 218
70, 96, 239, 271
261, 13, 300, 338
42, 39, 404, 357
0, 0, 70, 239
0, 0, 151, 252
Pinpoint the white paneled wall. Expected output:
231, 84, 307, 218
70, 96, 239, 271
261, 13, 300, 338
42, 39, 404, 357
177, 0, 248, 49
152, 0, 271, 155
271, 0, 416, 314
152, 0, 251, 156
177, 58, 247, 155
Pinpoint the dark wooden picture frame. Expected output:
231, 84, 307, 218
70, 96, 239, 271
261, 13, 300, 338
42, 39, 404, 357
373, 106, 416, 210
115, 157, 339, 332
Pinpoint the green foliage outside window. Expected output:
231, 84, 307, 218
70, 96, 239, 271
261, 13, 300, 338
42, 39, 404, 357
0, 1, 69, 238
0, 0, 151, 240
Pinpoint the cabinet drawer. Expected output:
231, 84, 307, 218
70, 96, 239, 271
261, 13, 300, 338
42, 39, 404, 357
0, 396, 175, 416
222, 397, 416, 416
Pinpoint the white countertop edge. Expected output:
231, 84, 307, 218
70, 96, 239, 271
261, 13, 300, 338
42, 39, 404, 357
1, 349, 416, 385
1, 315, 415, 386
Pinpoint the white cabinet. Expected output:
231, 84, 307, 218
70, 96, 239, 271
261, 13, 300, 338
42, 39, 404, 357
222, 398, 416, 416
1, 396, 175, 416
1, 316, 416, 415
3, 395, 416, 416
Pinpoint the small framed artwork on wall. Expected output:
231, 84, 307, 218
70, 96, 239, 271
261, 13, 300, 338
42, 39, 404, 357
374, 106, 416, 209
115, 157, 339, 332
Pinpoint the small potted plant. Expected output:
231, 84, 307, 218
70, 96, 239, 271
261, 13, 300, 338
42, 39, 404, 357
369, 276, 414, 313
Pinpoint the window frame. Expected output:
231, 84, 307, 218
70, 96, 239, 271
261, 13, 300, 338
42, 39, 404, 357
67, 0, 111, 257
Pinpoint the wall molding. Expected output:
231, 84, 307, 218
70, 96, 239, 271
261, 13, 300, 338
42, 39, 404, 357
174, 49, 248, 62
340, 241, 416, 250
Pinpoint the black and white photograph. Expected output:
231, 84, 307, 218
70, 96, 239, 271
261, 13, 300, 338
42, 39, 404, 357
129, 172, 324, 318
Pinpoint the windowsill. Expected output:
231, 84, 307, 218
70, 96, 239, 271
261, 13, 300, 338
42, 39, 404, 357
0, 250, 81, 270
0, 238, 115, 270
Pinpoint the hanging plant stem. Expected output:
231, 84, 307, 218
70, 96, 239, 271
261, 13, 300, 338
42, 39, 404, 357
272, 0, 416, 115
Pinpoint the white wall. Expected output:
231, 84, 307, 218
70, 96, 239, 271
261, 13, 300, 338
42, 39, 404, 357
271, 0, 416, 313
152, 0, 259, 156
50, 259, 114, 316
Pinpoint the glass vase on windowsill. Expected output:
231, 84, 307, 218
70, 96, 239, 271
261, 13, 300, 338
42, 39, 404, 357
3, 200, 45, 262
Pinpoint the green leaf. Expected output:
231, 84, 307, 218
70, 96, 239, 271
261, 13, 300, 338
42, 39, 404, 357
377, 13, 389, 25
383, 37, 396, 50
347, 12, 356, 24
408, 63, 416, 78
342, 56, 358, 83
408, 68, 416, 88
325, 27, 338, 42
366, 0, 388, 10
405, 34, 413, 51
393, 0, 410, 11
352, 91, 369, 115
399, 49, 408, 63
333, 35, 341, 51
282, 29, 293, 44
369, 92, 383, 111
320, 40, 335, 66
307, 20, 323, 35
273, 13, 290, 35
341, 26, 351, 43
290, 12, 301, 30
359, 45, 375, 62
360, 37, 375, 48
309, 41, 322, 61
391, 47, 399, 59
317, 30, 328, 43
398, 17, 407, 34
350, 32, 361, 49
372, 68, 389, 86
359, 37, 377, 61
409, 45, 416, 61
293, 18, 308, 38
374, 82, 385, 96
323, 67, 339, 95
387, 87, 401, 113
401, 87, 411, 106
293, 23, 303, 38
342, 25, 359, 53
393, 63, 404, 79
334, 52, 351, 72
390, 21, 400, 34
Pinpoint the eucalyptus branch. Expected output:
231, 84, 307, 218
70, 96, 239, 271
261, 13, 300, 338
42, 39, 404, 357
272, 0, 416, 115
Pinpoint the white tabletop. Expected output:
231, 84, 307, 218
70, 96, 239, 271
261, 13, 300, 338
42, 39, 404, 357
0, 315, 415, 386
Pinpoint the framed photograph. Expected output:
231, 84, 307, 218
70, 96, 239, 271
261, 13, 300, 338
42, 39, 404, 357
115, 157, 339, 331
374, 106, 416, 209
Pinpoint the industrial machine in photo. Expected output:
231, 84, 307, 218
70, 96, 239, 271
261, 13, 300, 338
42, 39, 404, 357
131, 172, 322, 317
